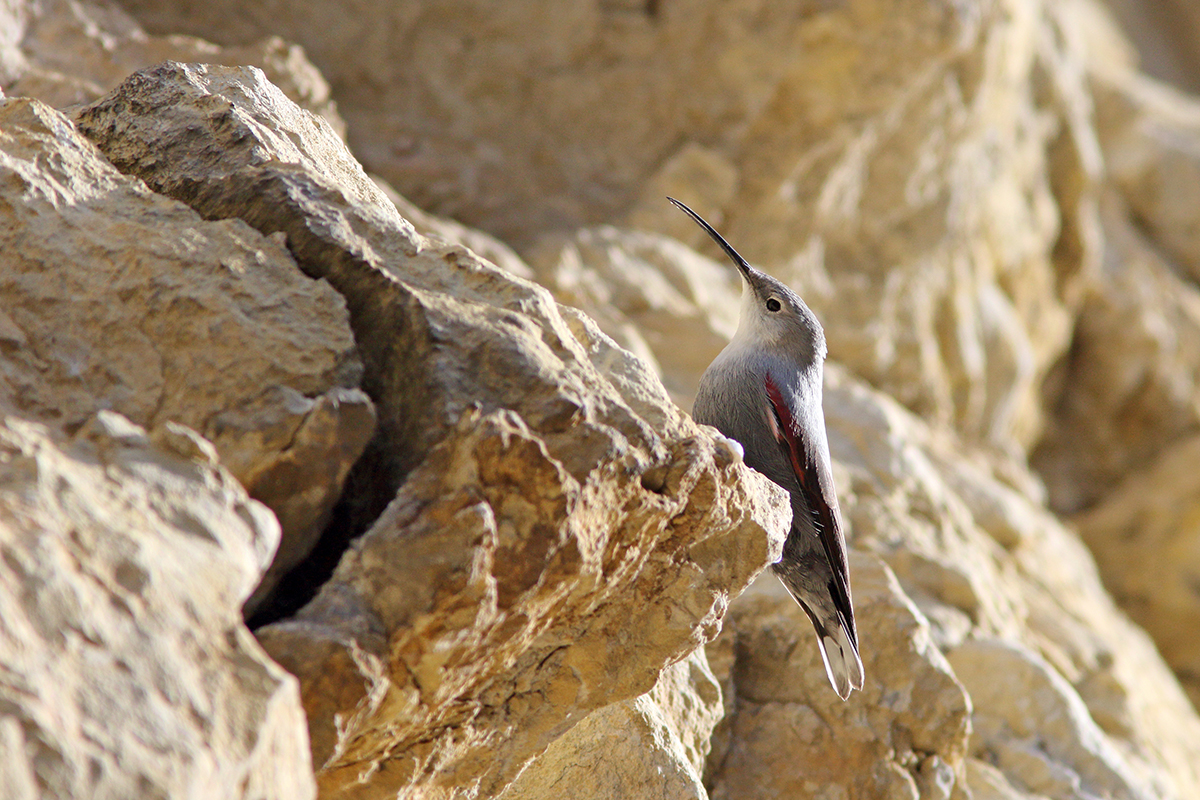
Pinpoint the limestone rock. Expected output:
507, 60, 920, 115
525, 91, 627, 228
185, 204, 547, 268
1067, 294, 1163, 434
965, 758, 1046, 800
1103, 0, 1200, 94
708, 368, 1200, 800
70, 56, 771, 511
256, 395, 783, 799
622, 144, 740, 252
0, 0, 344, 132
833, 370, 1200, 800
1095, 69, 1200, 287
373, 175, 536, 281
1073, 434, 1200, 709
4, 3, 1200, 800
75, 61, 790, 798
1031, 196, 1200, 512
0, 411, 314, 800
0, 96, 374, 614
115, 0, 1109, 457
499, 650, 723, 800
1027, 54, 1200, 694
949, 639, 1158, 800
1029, 52, 1200, 513
236, 386, 379, 613
526, 226, 739, 408
706, 553, 971, 800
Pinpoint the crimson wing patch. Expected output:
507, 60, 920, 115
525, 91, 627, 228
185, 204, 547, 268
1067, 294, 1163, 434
764, 373, 848, 544
764, 374, 819, 502
764, 373, 857, 637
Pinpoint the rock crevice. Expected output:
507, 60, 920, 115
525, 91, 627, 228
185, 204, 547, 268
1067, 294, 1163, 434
3, 1, 1200, 798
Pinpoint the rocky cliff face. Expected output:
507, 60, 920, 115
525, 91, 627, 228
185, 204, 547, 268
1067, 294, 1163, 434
3, 1, 1200, 799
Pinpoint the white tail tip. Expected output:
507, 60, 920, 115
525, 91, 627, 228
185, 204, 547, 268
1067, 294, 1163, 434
819, 628, 864, 700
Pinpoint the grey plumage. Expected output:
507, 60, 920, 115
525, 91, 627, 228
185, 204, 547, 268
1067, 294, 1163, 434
670, 197, 863, 699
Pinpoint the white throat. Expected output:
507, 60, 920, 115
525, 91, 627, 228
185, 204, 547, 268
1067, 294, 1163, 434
728, 285, 778, 350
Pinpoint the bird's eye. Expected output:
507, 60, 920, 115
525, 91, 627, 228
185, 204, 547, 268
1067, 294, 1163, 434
766, 297, 782, 312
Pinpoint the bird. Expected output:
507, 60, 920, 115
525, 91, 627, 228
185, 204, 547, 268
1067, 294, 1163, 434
669, 197, 863, 699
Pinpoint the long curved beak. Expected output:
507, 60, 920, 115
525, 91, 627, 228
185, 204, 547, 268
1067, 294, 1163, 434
667, 197, 754, 284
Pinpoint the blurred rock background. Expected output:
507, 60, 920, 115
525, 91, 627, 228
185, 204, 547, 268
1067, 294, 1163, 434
2, 0, 1200, 798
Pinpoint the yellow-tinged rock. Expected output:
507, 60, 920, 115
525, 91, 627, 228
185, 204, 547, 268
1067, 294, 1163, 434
0, 411, 313, 800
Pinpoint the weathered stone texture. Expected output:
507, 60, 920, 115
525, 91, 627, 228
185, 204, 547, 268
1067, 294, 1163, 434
0, 0, 344, 130
114, 0, 1090, 459
1074, 433, 1200, 709
526, 226, 740, 409
0, 411, 314, 800
69, 61, 788, 798
2, 0, 1200, 799
1104, 0, 1200, 94
0, 95, 374, 614
704, 370, 1200, 800
495, 644, 722, 800
707, 554, 971, 800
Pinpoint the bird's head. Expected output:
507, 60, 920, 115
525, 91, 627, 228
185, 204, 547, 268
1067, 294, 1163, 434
668, 197, 825, 363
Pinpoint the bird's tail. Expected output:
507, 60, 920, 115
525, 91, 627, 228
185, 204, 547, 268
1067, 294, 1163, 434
773, 567, 864, 700
811, 613, 864, 700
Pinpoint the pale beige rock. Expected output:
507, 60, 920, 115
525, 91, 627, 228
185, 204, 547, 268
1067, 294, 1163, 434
499, 650, 722, 800
1073, 434, 1200, 708
114, 0, 1106, 457
1094, 69, 1200, 286
1007, 10, 1200, 706
73, 62, 389, 221
0, 95, 374, 616
526, 226, 739, 408
1031, 197, 1200, 512
315, 2, 1200, 784
1104, 0, 1200, 94
373, 175, 536, 281
708, 368, 1200, 800
623, 143, 740, 251
949, 639, 1158, 800
0, 0, 25, 86
235, 386, 379, 614
0, 0, 345, 132
4, 5, 1200, 800
75, 60, 615, 525
703, 0, 1093, 456
706, 553, 972, 800
259, 407, 784, 800
832, 370, 1200, 800
70, 59, 754, 508
966, 758, 1049, 800
1029, 40, 1200, 513
76, 62, 790, 799
0, 411, 314, 800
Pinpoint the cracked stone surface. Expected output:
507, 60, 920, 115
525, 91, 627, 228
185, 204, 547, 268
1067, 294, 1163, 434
0, 94, 374, 615
0, 410, 314, 800
3, 0, 1200, 798
72, 61, 789, 798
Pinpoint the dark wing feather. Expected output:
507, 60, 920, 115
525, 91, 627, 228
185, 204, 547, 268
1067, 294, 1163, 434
764, 374, 858, 646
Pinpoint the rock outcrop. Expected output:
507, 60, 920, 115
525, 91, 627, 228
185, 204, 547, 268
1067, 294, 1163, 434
707, 552, 972, 800
500, 649, 723, 800
117, 0, 1085, 458
526, 227, 740, 409
3, 0, 1200, 799
0, 411, 315, 800
1032, 69, 1200, 513
69, 60, 783, 798
1104, 0, 1200, 94
674, 363, 1200, 800
0, 0, 344, 130
1074, 433, 1200, 709
0, 94, 374, 615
